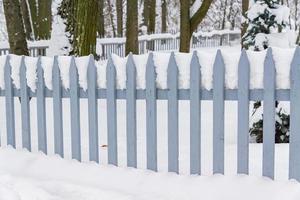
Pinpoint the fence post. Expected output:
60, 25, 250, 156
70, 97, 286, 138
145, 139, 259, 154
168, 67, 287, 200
289, 47, 300, 181
36, 57, 47, 154
190, 51, 201, 175
167, 52, 179, 173
126, 53, 137, 168
213, 50, 225, 174
107, 55, 118, 166
87, 55, 99, 163
20, 56, 31, 151
70, 56, 81, 161
237, 49, 250, 174
52, 56, 64, 157
146, 52, 157, 171
4, 55, 15, 148
263, 48, 275, 179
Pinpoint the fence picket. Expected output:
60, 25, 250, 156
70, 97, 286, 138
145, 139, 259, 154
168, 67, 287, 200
237, 49, 250, 174
20, 56, 31, 151
107, 56, 118, 166
126, 54, 137, 168
4, 55, 15, 147
190, 51, 201, 175
146, 53, 157, 171
36, 57, 47, 154
289, 47, 300, 181
213, 50, 225, 174
70, 57, 81, 161
263, 48, 275, 179
167, 52, 179, 173
87, 55, 99, 163
52, 56, 64, 157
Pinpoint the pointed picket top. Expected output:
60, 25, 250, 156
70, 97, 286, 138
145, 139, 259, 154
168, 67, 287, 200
88, 54, 95, 69
53, 56, 60, 76
213, 49, 224, 72
291, 47, 300, 77
191, 50, 200, 71
167, 52, 177, 85
126, 53, 136, 72
70, 56, 77, 78
107, 54, 116, 76
36, 57, 43, 77
238, 49, 250, 73
146, 52, 155, 75
20, 56, 26, 82
264, 48, 275, 77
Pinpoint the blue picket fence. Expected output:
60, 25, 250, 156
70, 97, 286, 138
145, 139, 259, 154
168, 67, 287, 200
0, 48, 300, 181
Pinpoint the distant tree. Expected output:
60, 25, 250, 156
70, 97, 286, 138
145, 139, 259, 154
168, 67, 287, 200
98, 0, 105, 38
106, 0, 117, 37
161, 0, 167, 33
74, 0, 98, 56
142, 0, 150, 31
3, 0, 28, 55
241, 0, 249, 48
125, 0, 139, 55
148, 0, 156, 34
19, 0, 33, 40
37, 0, 52, 40
116, 0, 123, 37
28, 0, 38, 38
179, 0, 214, 52
58, 0, 77, 53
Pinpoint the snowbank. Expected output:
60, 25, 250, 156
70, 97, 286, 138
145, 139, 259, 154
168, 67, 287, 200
0, 148, 299, 200
0, 47, 296, 91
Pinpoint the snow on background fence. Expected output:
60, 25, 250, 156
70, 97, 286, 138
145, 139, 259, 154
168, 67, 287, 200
0, 47, 299, 181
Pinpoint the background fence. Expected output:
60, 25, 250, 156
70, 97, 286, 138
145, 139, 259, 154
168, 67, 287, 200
0, 47, 300, 182
97, 30, 241, 60
0, 46, 48, 56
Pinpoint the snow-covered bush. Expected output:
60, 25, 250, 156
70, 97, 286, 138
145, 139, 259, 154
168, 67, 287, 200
243, 0, 290, 50
243, 0, 291, 143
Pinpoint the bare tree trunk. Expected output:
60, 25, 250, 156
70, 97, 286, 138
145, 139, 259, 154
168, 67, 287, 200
20, 0, 33, 40
74, 0, 98, 56
179, 0, 213, 52
161, 0, 167, 33
106, 0, 116, 37
97, 0, 105, 37
125, 0, 139, 55
148, 0, 156, 34
142, 0, 150, 29
241, 0, 249, 48
37, 0, 52, 40
180, 0, 191, 52
3, 0, 29, 55
295, 0, 298, 30
116, 0, 123, 37
221, 0, 228, 30
28, 0, 38, 39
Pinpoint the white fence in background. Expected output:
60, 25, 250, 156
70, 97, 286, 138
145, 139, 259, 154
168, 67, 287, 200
0, 41, 49, 56
97, 30, 241, 60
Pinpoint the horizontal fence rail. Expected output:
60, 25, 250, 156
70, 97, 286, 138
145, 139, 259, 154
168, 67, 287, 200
0, 47, 299, 182
0, 46, 48, 56
97, 30, 241, 60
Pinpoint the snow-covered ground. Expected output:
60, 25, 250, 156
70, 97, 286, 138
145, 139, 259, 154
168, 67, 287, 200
0, 97, 298, 199
0, 147, 299, 200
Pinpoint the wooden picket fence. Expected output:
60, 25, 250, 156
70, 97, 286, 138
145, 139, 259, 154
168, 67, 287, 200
0, 47, 300, 182
98, 30, 241, 60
